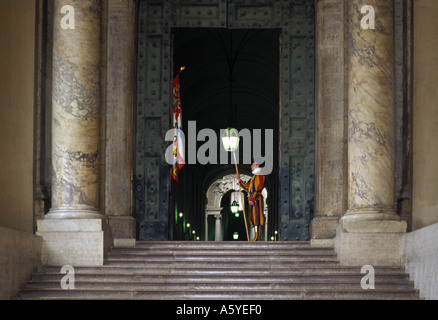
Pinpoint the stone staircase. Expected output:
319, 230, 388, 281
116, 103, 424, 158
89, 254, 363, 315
18, 241, 420, 300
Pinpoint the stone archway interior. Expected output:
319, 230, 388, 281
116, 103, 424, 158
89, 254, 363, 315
205, 174, 268, 241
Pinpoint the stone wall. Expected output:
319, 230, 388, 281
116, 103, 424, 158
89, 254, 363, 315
403, 223, 438, 299
0, 0, 36, 232
0, 227, 42, 299
405, 0, 438, 299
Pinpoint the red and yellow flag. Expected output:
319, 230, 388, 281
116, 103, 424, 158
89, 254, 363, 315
172, 74, 185, 182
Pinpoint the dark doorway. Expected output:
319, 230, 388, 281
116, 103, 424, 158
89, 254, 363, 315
135, 0, 315, 242
171, 28, 280, 241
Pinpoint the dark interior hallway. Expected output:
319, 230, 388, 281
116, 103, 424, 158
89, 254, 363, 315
171, 28, 280, 241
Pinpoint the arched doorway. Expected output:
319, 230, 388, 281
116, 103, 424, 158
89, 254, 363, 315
204, 174, 270, 241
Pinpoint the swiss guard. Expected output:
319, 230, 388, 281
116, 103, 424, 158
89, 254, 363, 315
236, 162, 266, 241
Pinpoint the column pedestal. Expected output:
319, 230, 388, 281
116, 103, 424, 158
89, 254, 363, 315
334, 216, 407, 266
37, 219, 112, 266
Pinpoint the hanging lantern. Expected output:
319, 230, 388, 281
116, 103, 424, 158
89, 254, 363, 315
221, 127, 240, 152
230, 200, 239, 214
230, 191, 241, 217
233, 232, 239, 240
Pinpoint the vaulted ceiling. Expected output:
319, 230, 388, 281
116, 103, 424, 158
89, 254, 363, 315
173, 28, 280, 132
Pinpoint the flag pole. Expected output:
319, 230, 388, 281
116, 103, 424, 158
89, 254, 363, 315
233, 151, 250, 241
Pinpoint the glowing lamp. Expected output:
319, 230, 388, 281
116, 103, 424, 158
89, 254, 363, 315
230, 200, 239, 214
233, 232, 239, 240
222, 128, 240, 152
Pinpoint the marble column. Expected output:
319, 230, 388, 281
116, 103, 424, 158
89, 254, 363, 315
311, 0, 346, 241
344, 0, 400, 222
335, 0, 406, 266
37, 0, 112, 266
48, 0, 102, 219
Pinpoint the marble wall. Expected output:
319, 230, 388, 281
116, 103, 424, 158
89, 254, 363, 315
412, 0, 438, 230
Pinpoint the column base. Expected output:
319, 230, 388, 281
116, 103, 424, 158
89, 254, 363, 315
46, 206, 104, 220
106, 215, 136, 246
334, 214, 407, 266
310, 216, 340, 239
113, 238, 136, 247
37, 218, 113, 266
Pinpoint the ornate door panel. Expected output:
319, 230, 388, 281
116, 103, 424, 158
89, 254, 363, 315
278, 1, 315, 240
136, 1, 173, 240
136, 0, 227, 241
136, 0, 314, 241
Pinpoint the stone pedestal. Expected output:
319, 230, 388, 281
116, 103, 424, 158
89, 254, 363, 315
37, 0, 112, 266
334, 216, 407, 266
335, 0, 406, 266
37, 219, 112, 266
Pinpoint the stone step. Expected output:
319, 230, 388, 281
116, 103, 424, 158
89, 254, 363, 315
109, 247, 336, 256
106, 253, 338, 261
103, 259, 341, 268
19, 241, 420, 300
36, 265, 408, 276
19, 288, 420, 300
30, 272, 411, 284
23, 279, 415, 291
134, 241, 311, 249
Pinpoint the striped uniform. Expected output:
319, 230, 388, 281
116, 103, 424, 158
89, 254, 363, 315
238, 174, 266, 228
